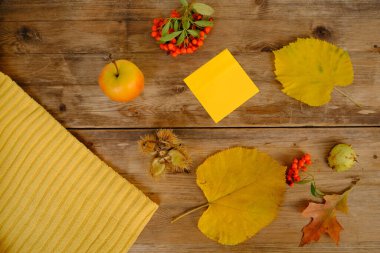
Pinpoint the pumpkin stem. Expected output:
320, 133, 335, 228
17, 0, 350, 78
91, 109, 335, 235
171, 202, 209, 223
334, 88, 362, 108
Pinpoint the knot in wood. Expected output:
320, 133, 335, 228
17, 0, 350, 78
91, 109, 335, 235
59, 103, 67, 112
312, 26, 332, 40
17, 26, 41, 42
255, 0, 266, 6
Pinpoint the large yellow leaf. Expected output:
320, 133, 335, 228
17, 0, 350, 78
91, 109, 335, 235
196, 147, 286, 245
274, 38, 354, 106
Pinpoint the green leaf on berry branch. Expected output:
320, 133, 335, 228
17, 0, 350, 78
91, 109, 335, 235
192, 3, 215, 16
160, 31, 182, 42
187, 29, 200, 37
297, 178, 313, 184
195, 20, 214, 27
179, 0, 188, 7
183, 19, 190, 30
310, 182, 325, 198
162, 21, 172, 36
174, 20, 179, 31
176, 31, 186, 46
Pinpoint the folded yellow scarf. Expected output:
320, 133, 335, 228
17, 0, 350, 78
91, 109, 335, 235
0, 72, 158, 252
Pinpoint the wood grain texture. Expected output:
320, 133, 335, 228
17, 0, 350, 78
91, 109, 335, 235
1, 1, 379, 127
1, 50, 379, 127
70, 128, 380, 253
1, 0, 379, 21
0, 40, 379, 127
0, 21, 127, 54
1, 0, 380, 252
1, 19, 380, 54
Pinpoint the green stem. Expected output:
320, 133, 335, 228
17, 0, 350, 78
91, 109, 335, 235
303, 171, 315, 180
315, 185, 325, 196
171, 203, 209, 223
299, 171, 325, 197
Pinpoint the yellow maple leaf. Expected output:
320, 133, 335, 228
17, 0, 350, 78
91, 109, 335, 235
195, 147, 286, 245
274, 38, 354, 106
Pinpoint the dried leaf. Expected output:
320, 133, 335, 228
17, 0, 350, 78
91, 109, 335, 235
196, 147, 286, 245
300, 188, 352, 246
274, 38, 354, 106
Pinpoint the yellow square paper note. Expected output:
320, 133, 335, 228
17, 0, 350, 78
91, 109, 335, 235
184, 49, 259, 123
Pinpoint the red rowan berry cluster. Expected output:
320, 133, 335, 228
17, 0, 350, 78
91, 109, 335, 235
150, 0, 214, 57
286, 153, 312, 186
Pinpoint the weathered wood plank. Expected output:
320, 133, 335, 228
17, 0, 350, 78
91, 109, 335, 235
127, 19, 380, 54
1, 0, 379, 21
1, 19, 379, 54
1, 52, 378, 89
0, 21, 127, 54
1, 52, 378, 127
69, 128, 380, 253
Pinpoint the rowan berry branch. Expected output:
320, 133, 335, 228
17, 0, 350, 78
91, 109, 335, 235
286, 154, 325, 198
150, 0, 214, 57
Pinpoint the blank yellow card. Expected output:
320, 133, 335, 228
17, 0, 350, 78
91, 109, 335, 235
184, 49, 259, 123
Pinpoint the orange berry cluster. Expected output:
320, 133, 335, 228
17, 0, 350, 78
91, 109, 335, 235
151, 11, 213, 57
286, 153, 312, 186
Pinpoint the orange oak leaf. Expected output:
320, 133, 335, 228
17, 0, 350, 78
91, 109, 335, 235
300, 189, 351, 246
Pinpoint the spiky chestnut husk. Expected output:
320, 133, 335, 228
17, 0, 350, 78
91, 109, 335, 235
138, 134, 158, 154
151, 157, 166, 177
167, 149, 191, 173
156, 129, 180, 146
139, 129, 192, 178
328, 144, 357, 172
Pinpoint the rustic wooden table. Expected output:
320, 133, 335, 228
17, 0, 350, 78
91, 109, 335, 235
1, 0, 380, 252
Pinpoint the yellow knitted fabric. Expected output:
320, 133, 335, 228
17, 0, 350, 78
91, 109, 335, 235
0, 72, 158, 253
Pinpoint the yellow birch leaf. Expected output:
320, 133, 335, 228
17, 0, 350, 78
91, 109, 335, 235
274, 38, 354, 106
196, 147, 286, 245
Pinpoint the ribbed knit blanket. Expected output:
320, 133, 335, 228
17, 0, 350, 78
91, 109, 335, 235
0, 72, 158, 252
